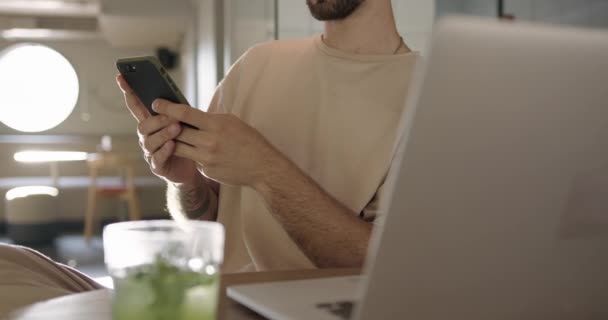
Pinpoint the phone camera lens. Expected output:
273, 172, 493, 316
126, 65, 136, 72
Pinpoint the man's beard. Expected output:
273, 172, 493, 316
306, 0, 365, 21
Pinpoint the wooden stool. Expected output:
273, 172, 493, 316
84, 152, 141, 242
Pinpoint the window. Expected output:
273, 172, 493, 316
0, 44, 79, 132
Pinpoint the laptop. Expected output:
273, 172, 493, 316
228, 16, 608, 320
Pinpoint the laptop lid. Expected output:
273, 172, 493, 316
356, 17, 608, 320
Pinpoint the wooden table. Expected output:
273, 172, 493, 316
7, 269, 360, 320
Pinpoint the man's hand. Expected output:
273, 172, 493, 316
152, 98, 284, 188
153, 98, 370, 268
116, 76, 200, 186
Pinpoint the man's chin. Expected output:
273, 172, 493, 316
306, 0, 364, 21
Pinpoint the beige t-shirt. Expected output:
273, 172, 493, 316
210, 36, 419, 273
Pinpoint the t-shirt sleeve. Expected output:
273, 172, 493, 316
206, 50, 248, 114
360, 182, 387, 223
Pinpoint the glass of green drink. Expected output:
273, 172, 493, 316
103, 220, 224, 320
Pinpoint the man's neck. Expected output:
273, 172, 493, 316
322, 1, 407, 55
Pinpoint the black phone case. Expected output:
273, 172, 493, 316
116, 57, 189, 116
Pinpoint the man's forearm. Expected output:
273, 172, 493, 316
254, 156, 372, 268
167, 175, 218, 222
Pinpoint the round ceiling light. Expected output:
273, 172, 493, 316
0, 44, 79, 132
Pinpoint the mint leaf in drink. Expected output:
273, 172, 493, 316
112, 256, 219, 320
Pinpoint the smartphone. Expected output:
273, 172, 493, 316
116, 56, 190, 117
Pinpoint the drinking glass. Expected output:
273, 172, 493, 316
103, 220, 224, 320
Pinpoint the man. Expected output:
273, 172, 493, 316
0, 0, 418, 314
119, 0, 418, 272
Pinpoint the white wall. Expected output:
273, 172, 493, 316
436, 0, 467, 16
181, 0, 275, 111
437, 0, 608, 29
278, 0, 323, 39
463, 0, 497, 17
505, 0, 608, 28
393, 0, 436, 55
0, 40, 173, 135
181, 16, 198, 106
192, 0, 222, 111
225, 0, 275, 69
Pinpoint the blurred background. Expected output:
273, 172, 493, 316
0, 0, 606, 283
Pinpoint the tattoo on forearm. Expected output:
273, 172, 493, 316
167, 179, 212, 220
182, 184, 210, 219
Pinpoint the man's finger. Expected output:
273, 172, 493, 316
150, 140, 174, 172
137, 115, 173, 135
174, 142, 201, 163
152, 99, 211, 130
116, 75, 149, 123
116, 74, 134, 94
143, 123, 182, 154
176, 127, 215, 148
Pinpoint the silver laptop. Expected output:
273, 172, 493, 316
228, 17, 608, 320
